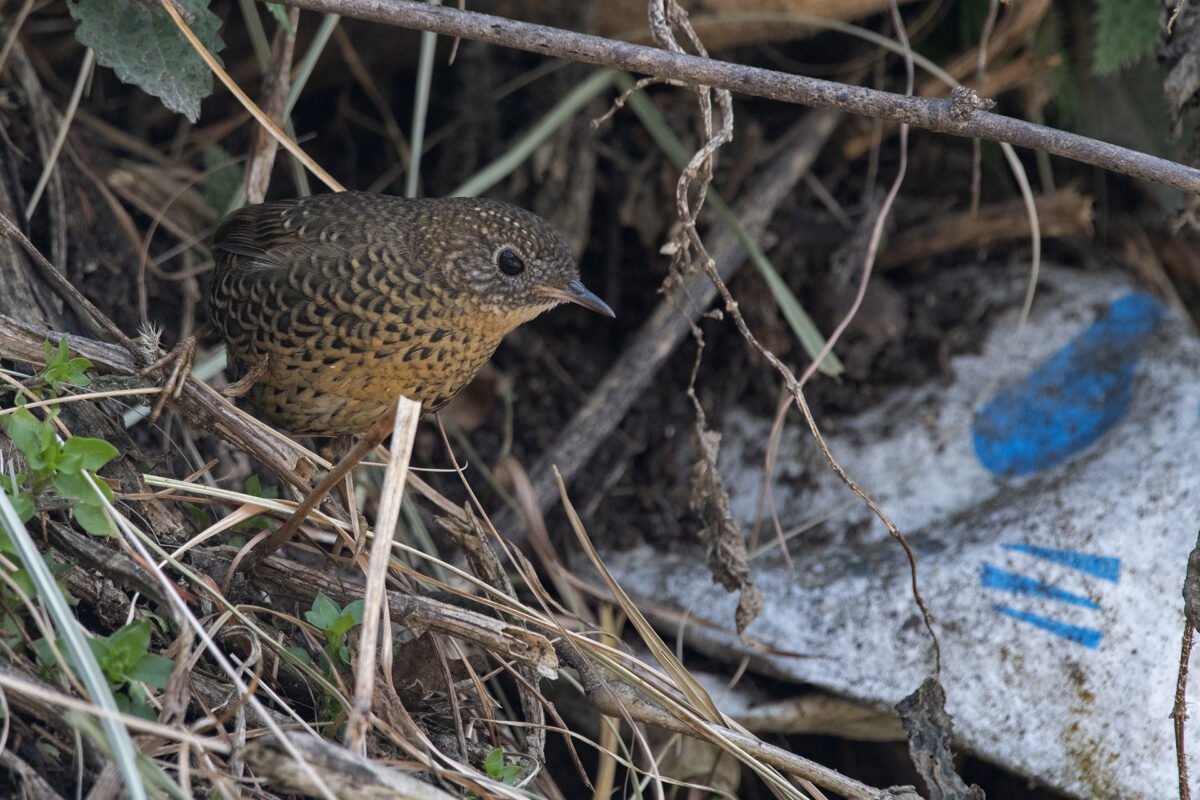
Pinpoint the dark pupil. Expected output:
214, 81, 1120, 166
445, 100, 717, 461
498, 248, 525, 276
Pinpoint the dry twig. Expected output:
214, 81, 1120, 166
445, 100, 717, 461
257, 0, 1200, 193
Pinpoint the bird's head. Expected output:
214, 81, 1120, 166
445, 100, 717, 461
433, 198, 614, 324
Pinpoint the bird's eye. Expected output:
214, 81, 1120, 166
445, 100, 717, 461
497, 248, 525, 276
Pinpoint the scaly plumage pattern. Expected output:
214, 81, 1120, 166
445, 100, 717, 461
209, 192, 611, 436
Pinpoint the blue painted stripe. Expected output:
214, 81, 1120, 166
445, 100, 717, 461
1001, 544, 1120, 582
994, 605, 1103, 648
972, 292, 1166, 476
981, 564, 1100, 609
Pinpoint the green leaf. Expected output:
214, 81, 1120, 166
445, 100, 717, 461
101, 621, 152, 683
73, 503, 116, 537
4, 493, 34, 525
114, 688, 158, 721
181, 502, 210, 529
52, 472, 94, 503
342, 599, 364, 626
266, 3, 294, 35
128, 652, 175, 689
68, 0, 226, 122
86, 636, 113, 680
58, 437, 118, 475
8, 568, 34, 599
6, 409, 59, 472
483, 747, 504, 776
128, 687, 160, 721
230, 474, 279, 532
283, 646, 312, 666
483, 747, 522, 783
305, 592, 341, 631
32, 637, 59, 674
1093, 0, 1159, 75
203, 144, 242, 214
326, 613, 355, 643
243, 474, 278, 500
0, 473, 22, 495
326, 599, 365, 645
70, 363, 93, 387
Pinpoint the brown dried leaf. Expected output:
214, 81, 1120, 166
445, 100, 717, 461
689, 422, 762, 633
896, 677, 985, 800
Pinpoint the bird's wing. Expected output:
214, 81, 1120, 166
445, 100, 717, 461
210, 199, 421, 352
212, 203, 342, 283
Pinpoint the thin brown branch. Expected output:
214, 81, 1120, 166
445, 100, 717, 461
243, 7, 300, 205
257, 0, 1200, 194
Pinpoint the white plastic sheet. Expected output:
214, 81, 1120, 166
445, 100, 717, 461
603, 266, 1200, 798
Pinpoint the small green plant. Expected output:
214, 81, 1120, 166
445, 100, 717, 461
2, 339, 117, 535
36, 620, 174, 720
2, 407, 118, 535
483, 747, 523, 784
303, 593, 364, 724
32, 338, 92, 397
305, 592, 364, 668
231, 475, 279, 535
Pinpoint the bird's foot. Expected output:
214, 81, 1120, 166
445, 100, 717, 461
222, 353, 270, 398
138, 326, 201, 424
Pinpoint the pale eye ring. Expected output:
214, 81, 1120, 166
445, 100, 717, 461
497, 248, 525, 276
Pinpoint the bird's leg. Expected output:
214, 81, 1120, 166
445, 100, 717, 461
139, 324, 208, 424
221, 353, 270, 398
240, 413, 394, 574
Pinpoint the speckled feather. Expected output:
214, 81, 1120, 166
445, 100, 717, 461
209, 193, 585, 436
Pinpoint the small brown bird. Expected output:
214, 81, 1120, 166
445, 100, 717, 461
208, 192, 613, 436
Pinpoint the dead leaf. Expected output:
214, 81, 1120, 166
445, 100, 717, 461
896, 677, 985, 800
689, 421, 763, 634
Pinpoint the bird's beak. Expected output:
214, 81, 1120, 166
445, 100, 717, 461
541, 279, 615, 318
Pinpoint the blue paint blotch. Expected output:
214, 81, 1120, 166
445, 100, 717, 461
994, 605, 1103, 648
980, 564, 1100, 609
1001, 544, 1120, 582
972, 292, 1166, 476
